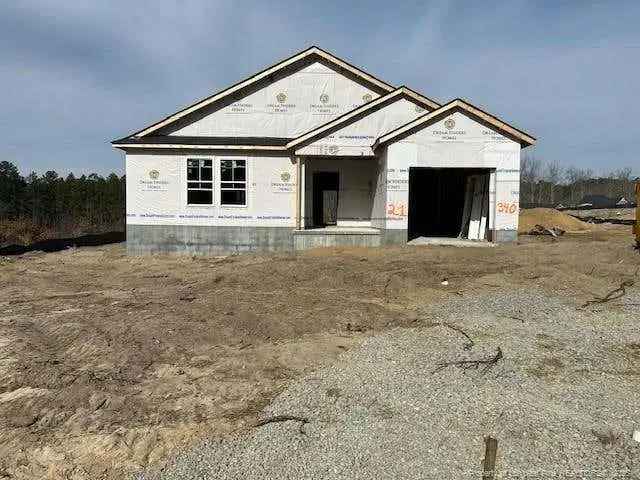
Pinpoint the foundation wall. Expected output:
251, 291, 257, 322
127, 224, 294, 255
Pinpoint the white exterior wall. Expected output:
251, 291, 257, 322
303, 158, 378, 228
384, 110, 521, 233
371, 150, 387, 229
169, 62, 379, 138
126, 152, 296, 227
296, 98, 428, 157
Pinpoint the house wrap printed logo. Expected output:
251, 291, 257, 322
311, 92, 339, 113
271, 171, 294, 193
139, 169, 169, 191
268, 92, 294, 113
433, 116, 465, 140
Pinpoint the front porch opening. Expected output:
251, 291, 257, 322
303, 157, 378, 230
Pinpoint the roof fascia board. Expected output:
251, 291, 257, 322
375, 99, 536, 148
401, 87, 440, 110
286, 89, 403, 149
375, 100, 458, 147
130, 46, 395, 139
312, 46, 395, 93
457, 100, 536, 146
112, 143, 287, 151
287, 86, 440, 150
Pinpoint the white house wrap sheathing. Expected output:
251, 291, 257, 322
126, 152, 296, 227
168, 62, 380, 138
295, 98, 429, 157
371, 150, 388, 229
384, 110, 521, 234
116, 47, 534, 252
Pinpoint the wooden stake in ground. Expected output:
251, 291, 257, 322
482, 436, 498, 480
635, 180, 640, 251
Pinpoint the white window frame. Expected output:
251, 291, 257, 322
186, 158, 214, 206
219, 158, 248, 207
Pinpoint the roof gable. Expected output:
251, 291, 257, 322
287, 87, 437, 156
127, 46, 396, 139
288, 86, 440, 151
375, 99, 536, 148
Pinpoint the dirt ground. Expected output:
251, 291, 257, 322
0, 226, 638, 479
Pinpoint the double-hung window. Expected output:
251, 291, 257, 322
187, 159, 213, 205
220, 159, 246, 206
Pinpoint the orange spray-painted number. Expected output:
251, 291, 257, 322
387, 203, 407, 217
497, 202, 518, 214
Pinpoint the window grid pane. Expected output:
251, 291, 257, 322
220, 159, 246, 205
187, 159, 213, 204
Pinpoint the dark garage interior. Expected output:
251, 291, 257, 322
408, 167, 490, 240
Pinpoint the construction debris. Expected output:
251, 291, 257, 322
527, 224, 565, 238
460, 174, 490, 240
433, 347, 503, 374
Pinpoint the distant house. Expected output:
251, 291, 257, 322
113, 46, 535, 254
578, 195, 616, 209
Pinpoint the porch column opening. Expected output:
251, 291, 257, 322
295, 157, 302, 230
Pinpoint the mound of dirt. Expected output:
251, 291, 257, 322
519, 208, 597, 234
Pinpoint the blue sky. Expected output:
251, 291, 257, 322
2, 0, 639, 177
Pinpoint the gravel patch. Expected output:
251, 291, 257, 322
141, 288, 640, 479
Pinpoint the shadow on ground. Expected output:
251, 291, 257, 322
0, 231, 125, 255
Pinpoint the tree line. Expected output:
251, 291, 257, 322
520, 153, 637, 208
0, 157, 637, 243
0, 161, 125, 236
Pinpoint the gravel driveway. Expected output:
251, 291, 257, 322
141, 288, 640, 479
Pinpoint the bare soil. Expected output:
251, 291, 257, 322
0, 227, 638, 479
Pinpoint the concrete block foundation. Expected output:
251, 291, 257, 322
381, 229, 407, 246
491, 229, 518, 243
126, 225, 514, 255
126, 225, 294, 255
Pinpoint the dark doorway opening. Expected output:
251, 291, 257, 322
312, 171, 339, 227
408, 167, 489, 240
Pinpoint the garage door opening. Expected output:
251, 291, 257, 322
408, 168, 491, 241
